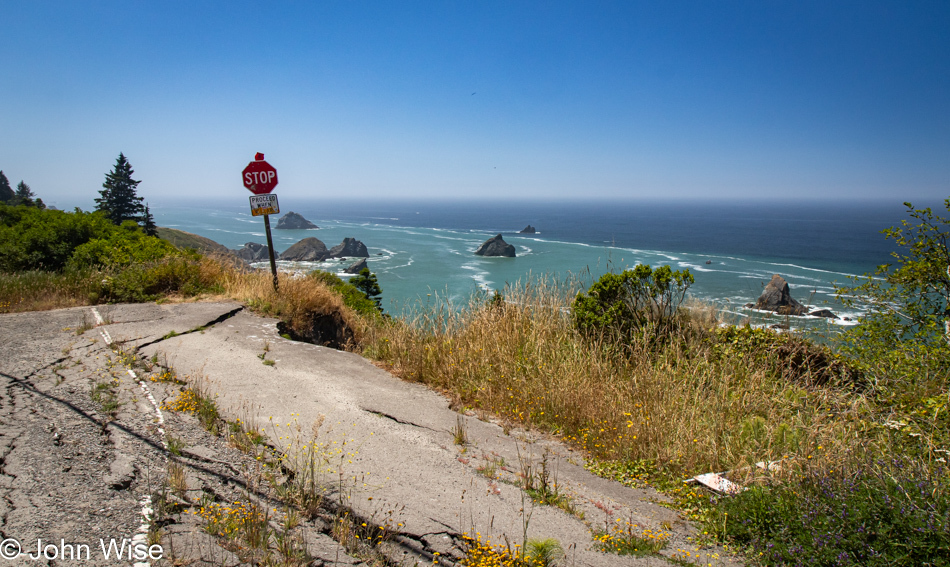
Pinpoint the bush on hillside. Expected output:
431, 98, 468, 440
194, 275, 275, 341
0, 204, 119, 271
68, 221, 180, 269
571, 264, 694, 341
308, 270, 381, 319
95, 255, 224, 303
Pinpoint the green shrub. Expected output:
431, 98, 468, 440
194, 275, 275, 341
307, 270, 380, 319
0, 204, 120, 271
96, 254, 221, 303
67, 221, 179, 269
571, 264, 693, 341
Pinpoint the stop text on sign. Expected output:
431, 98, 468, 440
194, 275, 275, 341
244, 170, 276, 186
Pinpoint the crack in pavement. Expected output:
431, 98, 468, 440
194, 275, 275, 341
133, 306, 245, 350
364, 408, 439, 432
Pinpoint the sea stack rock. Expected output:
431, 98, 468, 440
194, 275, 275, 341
344, 258, 368, 274
327, 238, 369, 259
280, 237, 328, 261
234, 242, 272, 262
755, 274, 808, 315
475, 234, 516, 257
275, 212, 318, 230
519, 225, 537, 234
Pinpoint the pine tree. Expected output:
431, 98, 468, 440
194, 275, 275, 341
14, 181, 35, 206
95, 153, 144, 225
351, 268, 383, 312
142, 203, 158, 236
0, 171, 13, 203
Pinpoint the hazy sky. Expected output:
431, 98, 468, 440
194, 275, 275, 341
1, 1, 948, 209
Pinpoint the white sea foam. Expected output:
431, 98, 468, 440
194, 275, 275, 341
678, 262, 715, 273
763, 262, 857, 278
386, 256, 415, 270
460, 264, 493, 289
431, 234, 470, 242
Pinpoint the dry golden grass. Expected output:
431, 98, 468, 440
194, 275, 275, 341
365, 279, 872, 477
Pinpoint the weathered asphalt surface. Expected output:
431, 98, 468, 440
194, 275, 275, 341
2, 302, 742, 566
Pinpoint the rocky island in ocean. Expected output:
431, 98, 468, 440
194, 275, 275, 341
275, 212, 319, 230
327, 237, 369, 259
753, 274, 808, 315
475, 234, 516, 257
280, 237, 328, 261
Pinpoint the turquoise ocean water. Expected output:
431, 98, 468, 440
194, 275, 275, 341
150, 198, 913, 332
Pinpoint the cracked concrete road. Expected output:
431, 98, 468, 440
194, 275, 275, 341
1, 302, 743, 566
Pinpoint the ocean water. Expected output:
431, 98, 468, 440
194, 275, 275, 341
150, 198, 910, 331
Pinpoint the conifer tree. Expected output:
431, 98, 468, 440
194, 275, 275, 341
0, 171, 13, 203
351, 268, 383, 312
95, 153, 144, 225
14, 181, 35, 207
142, 203, 158, 236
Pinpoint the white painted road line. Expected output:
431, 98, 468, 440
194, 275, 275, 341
90, 307, 165, 567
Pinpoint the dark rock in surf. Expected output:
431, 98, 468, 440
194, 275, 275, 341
519, 225, 537, 234
280, 237, 328, 261
344, 258, 368, 274
809, 309, 839, 319
275, 212, 318, 230
234, 242, 273, 262
327, 238, 369, 259
475, 234, 516, 257
755, 275, 808, 316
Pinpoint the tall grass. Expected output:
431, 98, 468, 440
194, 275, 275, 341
0, 269, 99, 312
365, 279, 871, 477
0, 255, 233, 313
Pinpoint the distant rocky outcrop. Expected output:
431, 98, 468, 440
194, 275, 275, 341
280, 237, 328, 261
234, 242, 273, 262
157, 227, 248, 269
275, 212, 318, 230
327, 238, 369, 259
755, 275, 808, 315
344, 258, 368, 274
157, 227, 231, 256
519, 225, 536, 234
475, 234, 516, 257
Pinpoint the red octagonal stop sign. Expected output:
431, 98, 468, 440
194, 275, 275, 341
242, 153, 278, 194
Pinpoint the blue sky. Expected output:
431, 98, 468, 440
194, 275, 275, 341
1, 1, 948, 209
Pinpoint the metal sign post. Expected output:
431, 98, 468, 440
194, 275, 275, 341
262, 214, 279, 292
249, 194, 281, 291
243, 153, 281, 292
